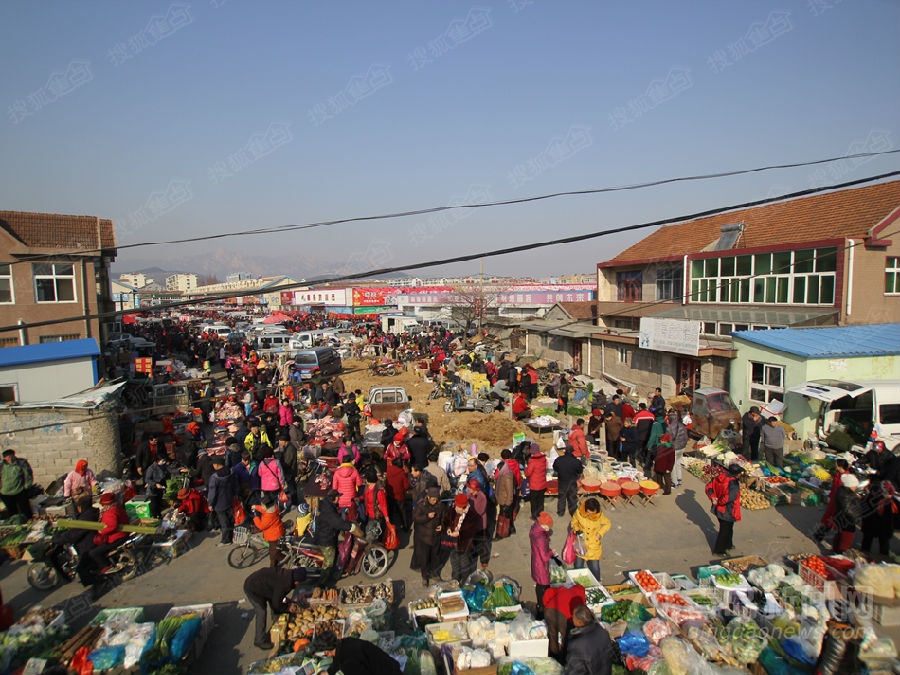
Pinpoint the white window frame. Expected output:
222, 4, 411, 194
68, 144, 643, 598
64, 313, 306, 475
617, 346, 629, 364
33, 262, 77, 303
0, 384, 18, 404
886, 257, 900, 295
0, 264, 13, 304
749, 361, 784, 404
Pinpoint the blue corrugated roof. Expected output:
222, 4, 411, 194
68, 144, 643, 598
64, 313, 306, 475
732, 323, 900, 358
0, 338, 100, 368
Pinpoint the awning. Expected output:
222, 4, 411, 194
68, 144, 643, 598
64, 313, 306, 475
787, 380, 871, 403
653, 305, 837, 327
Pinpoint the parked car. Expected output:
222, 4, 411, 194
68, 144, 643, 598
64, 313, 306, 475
365, 385, 411, 421
294, 347, 343, 380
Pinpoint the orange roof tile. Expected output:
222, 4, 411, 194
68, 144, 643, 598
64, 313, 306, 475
558, 301, 597, 320
604, 180, 900, 266
0, 211, 116, 252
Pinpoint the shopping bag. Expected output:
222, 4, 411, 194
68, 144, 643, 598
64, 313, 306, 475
383, 521, 399, 550
278, 488, 291, 506
233, 497, 246, 526
562, 529, 577, 566
495, 514, 511, 539
549, 556, 567, 584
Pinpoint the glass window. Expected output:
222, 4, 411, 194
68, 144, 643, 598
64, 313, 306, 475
750, 361, 784, 403
736, 255, 752, 276
720, 257, 735, 277
718, 323, 733, 335
753, 278, 765, 303
703, 322, 716, 335
793, 277, 806, 304
691, 260, 704, 279
718, 279, 730, 302
691, 280, 700, 303
739, 279, 750, 303
755, 253, 771, 275
765, 277, 777, 303
656, 266, 683, 301
734, 323, 749, 332
705, 259, 718, 277
806, 276, 820, 304
773, 251, 791, 274
0, 264, 12, 304
816, 247, 837, 272
820, 276, 835, 304
795, 249, 814, 274
616, 271, 642, 301
776, 277, 789, 304
33, 263, 76, 303
886, 258, 900, 295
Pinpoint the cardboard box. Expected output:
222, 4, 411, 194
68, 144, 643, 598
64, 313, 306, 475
507, 638, 550, 658
873, 603, 900, 627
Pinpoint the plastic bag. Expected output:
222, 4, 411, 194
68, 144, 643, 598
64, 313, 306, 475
643, 618, 673, 645
87, 645, 125, 671
462, 583, 489, 613
507, 612, 533, 641
494, 576, 521, 603
169, 616, 202, 662
573, 531, 588, 557
483, 582, 515, 612
549, 557, 567, 585
619, 630, 651, 657
562, 530, 577, 566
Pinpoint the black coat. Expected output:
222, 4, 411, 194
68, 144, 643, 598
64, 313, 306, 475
207, 467, 236, 512
553, 453, 584, 485
328, 637, 402, 675
834, 486, 862, 532
243, 567, 294, 612
565, 621, 614, 675
314, 498, 352, 547
407, 434, 435, 470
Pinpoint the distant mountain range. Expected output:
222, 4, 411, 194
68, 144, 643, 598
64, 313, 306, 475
111, 249, 410, 283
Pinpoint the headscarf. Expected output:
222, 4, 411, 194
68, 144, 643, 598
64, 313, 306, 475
75, 459, 88, 475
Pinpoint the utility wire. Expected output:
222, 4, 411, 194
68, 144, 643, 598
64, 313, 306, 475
3, 169, 899, 334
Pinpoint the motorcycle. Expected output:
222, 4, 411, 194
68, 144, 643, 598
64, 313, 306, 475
369, 360, 403, 377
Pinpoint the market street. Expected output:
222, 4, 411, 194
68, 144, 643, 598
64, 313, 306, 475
2, 467, 883, 674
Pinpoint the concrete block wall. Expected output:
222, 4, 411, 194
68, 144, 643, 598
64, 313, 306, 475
0, 403, 121, 489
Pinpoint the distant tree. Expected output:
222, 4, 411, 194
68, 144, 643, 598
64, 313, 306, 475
447, 283, 505, 335
197, 274, 220, 286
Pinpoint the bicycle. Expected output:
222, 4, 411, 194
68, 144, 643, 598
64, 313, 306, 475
226, 526, 270, 569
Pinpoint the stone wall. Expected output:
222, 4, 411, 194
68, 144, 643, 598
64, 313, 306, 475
0, 403, 121, 489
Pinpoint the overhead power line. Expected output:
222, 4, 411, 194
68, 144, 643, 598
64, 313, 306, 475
2, 169, 899, 334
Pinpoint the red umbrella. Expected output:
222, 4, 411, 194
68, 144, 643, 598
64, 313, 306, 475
261, 313, 290, 324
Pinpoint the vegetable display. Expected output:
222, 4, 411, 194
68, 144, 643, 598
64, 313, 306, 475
634, 571, 661, 592
713, 571, 744, 587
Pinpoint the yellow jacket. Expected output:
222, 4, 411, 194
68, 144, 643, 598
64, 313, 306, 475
570, 502, 611, 561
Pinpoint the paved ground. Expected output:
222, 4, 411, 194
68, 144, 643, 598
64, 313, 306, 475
4, 469, 896, 673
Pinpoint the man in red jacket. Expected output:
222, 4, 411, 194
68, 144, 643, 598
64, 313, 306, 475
567, 419, 589, 463
512, 392, 531, 420
525, 444, 548, 519
705, 464, 743, 555
385, 459, 411, 531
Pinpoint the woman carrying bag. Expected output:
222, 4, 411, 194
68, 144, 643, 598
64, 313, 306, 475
569, 497, 611, 583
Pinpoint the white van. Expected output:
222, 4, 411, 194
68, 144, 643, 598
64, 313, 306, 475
788, 379, 900, 453
381, 315, 422, 335
201, 324, 231, 338
289, 331, 325, 350
257, 333, 293, 350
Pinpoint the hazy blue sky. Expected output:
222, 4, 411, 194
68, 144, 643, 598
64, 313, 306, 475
2, 1, 898, 280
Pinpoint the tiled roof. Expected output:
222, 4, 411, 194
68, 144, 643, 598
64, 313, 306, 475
605, 181, 900, 265
0, 210, 116, 251
557, 301, 597, 320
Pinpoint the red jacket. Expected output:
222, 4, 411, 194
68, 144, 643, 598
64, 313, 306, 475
543, 584, 587, 619
364, 484, 389, 520
512, 394, 530, 415
385, 463, 410, 502
384, 442, 410, 464
705, 472, 741, 523
179, 490, 210, 516
526, 453, 548, 490
95, 506, 129, 546
568, 425, 589, 458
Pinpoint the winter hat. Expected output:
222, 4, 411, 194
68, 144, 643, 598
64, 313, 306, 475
530, 442, 541, 455
467, 479, 481, 491
99, 493, 116, 506
841, 473, 860, 489
537, 512, 553, 528
177, 488, 190, 501
454, 494, 468, 508
426, 486, 440, 499
393, 433, 404, 443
